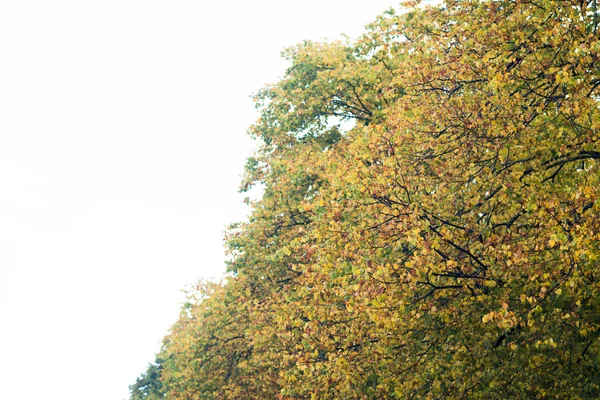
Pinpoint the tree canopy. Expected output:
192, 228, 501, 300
131, 0, 600, 398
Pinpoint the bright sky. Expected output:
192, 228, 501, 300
0, 1, 401, 399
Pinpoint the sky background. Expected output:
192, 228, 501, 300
0, 1, 402, 399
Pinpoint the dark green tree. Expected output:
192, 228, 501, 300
129, 357, 165, 400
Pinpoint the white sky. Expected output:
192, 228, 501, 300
0, 1, 400, 399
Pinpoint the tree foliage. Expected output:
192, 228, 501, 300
132, 0, 600, 398
129, 356, 166, 400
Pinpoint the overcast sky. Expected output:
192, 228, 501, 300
0, 1, 401, 399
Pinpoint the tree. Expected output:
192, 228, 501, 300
133, 0, 600, 398
129, 357, 166, 400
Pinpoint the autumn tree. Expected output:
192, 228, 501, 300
132, 0, 600, 398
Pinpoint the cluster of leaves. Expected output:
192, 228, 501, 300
129, 357, 166, 400
132, 0, 600, 398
